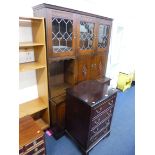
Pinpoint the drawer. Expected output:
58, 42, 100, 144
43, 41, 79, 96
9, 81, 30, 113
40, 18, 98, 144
91, 94, 116, 118
91, 107, 113, 127
37, 148, 46, 155
88, 125, 110, 145
90, 117, 111, 137
24, 135, 44, 151
26, 143, 45, 155
19, 147, 24, 155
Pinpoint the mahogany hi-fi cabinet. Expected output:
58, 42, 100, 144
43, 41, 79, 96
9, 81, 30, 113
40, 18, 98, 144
66, 80, 117, 155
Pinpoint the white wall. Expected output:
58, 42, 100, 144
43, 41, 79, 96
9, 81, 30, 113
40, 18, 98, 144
19, 0, 135, 103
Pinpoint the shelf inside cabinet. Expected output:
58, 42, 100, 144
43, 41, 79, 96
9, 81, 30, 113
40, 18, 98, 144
19, 42, 45, 48
19, 62, 46, 72
35, 118, 49, 130
51, 83, 71, 98
19, 98, 48, 118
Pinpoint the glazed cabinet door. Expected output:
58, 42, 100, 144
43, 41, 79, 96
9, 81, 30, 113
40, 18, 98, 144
76, 14, 97, 56
96, 19, 112, 53
46, 9, 76, 58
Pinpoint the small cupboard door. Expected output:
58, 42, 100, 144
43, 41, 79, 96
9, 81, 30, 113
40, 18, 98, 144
76, 14, 97, 56
46, 9, 76, 58
77, 55, 91, 82
95, 54, 106, 78
90, 56, 97, 80
96, 19, 112, 53
90, 55, 105, 80
77, 55, 106, 82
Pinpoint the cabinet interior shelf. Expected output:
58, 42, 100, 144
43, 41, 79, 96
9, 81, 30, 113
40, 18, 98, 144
19, 98, 47, 118
19, 62, 46, 72
19, 42, 45, 48
51, 83, 71, 98
35, 118, 49, 130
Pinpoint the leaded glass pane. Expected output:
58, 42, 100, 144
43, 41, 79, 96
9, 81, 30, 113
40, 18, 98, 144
80, 21, 94, 50
52, 18, 73, 53
98, 24, 110, 48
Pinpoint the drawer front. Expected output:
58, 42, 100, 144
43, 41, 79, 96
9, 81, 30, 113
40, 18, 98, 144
26, 143, 45, 155
19, 147, 24, 155
37, 148, 46, 155
20, 135, 45, 155
88, 125, 110, 145
91, 107, 113, 128
90, 117, 111, 137
92, 94, 116, 118
25, 135, 44, 150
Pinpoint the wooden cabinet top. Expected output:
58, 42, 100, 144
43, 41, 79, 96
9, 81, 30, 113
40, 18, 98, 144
19, 116, 43, 147
33, 3, 113, 21
67, 80, 117, 107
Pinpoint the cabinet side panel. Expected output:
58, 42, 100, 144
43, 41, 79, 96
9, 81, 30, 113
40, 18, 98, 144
36, 68, 49, 124
66, 93, 91, 149
64, 59, 77, 85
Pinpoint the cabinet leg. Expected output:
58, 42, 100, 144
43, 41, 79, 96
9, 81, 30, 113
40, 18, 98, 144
105, 132, 110, 138
82, 151, 89, 155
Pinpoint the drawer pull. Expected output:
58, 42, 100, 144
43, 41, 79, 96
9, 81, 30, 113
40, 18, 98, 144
92, 127, 99, 134
104, 128, 107, 133
91, 136, 98, 142
33, 141, 37, 145
96, 107, 102, 113
106, 110, 112, 116
106, 120, 110, 125
108, 102, 113, 106
94, 118, 101, 125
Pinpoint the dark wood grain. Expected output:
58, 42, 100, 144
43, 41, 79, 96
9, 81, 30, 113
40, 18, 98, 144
19, 116, 43, 146
67, 80, 117, 106
19, 116, 46, 155
33, 3, 113, 139
66, 80, 117, 154
33, 3, 113, 21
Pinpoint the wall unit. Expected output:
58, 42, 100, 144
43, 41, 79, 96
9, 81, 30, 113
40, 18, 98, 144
19, 17, 50, 130
33, 3, 113, 137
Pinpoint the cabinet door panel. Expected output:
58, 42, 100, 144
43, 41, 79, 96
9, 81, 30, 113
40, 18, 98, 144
77, 56, 91, 82
96, 19, 112, 53
90, 56, 97, 80
46, 9, 76, 58
50, 98, 66, 129
90, 55, 105, 80
76, 14, 97, 56
56, 101, 66, 129
96, 55, 105, 78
